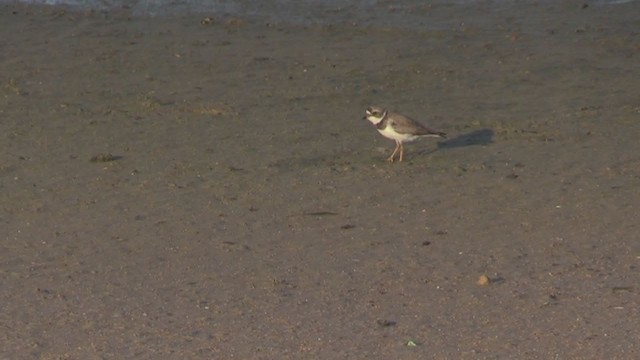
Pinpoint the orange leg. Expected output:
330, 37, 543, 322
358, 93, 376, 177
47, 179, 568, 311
387, 141, 400, 162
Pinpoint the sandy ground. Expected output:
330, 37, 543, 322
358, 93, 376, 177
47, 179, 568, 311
1, 2, 640, 358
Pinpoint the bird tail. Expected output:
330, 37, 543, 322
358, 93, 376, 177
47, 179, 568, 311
423, 130, 446, 139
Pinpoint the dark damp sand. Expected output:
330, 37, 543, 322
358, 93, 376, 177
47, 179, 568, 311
1, 2, 639, 358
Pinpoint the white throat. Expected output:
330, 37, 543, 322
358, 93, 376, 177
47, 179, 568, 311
366, 111, 387, 125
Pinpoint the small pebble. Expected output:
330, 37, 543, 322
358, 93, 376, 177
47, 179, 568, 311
201, 17, 214, 25
89, 153, 117, 162
376, 319, 396, 327
477, 274, 491, 286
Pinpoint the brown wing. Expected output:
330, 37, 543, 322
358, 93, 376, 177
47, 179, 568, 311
390, 113, 446, 138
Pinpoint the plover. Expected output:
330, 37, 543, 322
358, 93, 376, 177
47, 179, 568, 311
364, 106, 446, 162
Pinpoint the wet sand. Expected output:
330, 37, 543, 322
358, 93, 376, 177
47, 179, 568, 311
1, 2, 639, 358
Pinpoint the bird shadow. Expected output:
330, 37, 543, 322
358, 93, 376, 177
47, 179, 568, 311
415, 128, 493, 157
437, 128, 494, 149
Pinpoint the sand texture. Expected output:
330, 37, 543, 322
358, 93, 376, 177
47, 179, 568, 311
1, 2, 640, 358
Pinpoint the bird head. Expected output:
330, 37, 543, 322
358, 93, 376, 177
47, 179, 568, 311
364, 106, 387, 125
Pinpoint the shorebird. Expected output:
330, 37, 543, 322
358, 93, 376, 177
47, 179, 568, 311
364, 106, 446, 162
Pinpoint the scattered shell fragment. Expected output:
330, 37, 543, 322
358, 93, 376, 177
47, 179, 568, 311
226, 18, 244, 28
188, 105, 235, 116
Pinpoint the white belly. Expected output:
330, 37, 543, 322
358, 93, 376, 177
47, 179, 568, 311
378, 127, 419, 143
